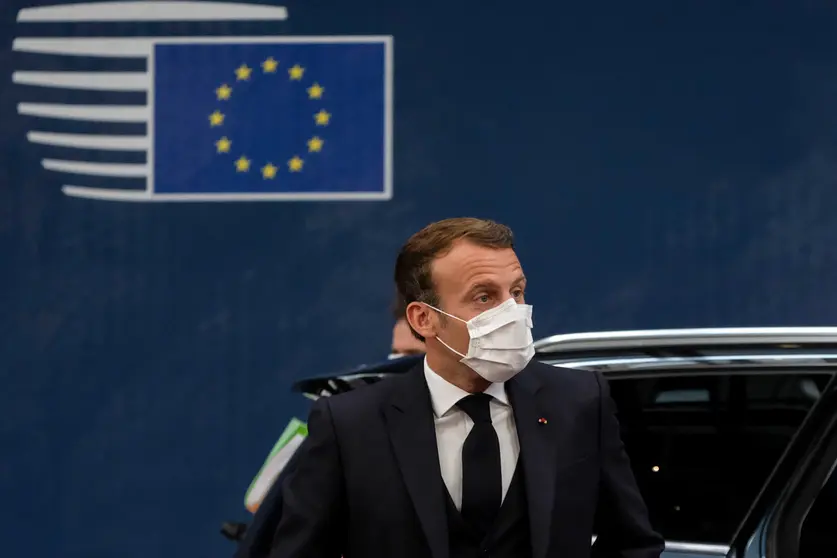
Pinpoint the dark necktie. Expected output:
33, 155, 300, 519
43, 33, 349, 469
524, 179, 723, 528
457, 393, 502, 534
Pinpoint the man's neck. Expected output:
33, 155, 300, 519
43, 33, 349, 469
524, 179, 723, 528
425, 353, 490, 393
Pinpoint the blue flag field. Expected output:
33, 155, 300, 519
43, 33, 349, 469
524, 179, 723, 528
151, 37, 392, 200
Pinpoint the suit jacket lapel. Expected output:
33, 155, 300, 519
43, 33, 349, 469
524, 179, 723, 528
508, 369, 558, 558
384, 366, 449, 558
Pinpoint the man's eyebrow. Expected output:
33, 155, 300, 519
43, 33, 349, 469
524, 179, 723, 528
512, 275, 527, 287
466, 281, 495, 293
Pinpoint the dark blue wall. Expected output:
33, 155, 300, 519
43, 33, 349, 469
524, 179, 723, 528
3, 1, 837, 558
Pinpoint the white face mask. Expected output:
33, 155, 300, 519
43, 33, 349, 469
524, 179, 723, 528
428, 297, 535, 383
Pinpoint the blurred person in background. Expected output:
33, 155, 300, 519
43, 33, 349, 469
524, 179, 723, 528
269, 217, 663, 558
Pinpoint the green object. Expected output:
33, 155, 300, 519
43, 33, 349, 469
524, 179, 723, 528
244, 417, 308, 511
273, 417, 308, 452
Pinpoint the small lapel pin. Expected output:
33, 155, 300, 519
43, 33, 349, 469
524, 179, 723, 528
538, 417, 548, 425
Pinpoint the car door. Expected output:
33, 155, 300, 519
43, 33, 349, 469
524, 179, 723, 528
599, 369, 835, 558
726, 372, 837, 558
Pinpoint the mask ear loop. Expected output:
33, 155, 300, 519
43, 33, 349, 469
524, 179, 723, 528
436, 336, 467, 359
423, 303, 468, 359
424, 303, 466, 324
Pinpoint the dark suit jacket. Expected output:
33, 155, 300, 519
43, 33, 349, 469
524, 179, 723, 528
270, 361, 664, 558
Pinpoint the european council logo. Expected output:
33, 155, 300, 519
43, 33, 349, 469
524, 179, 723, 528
12, 1, 393, 202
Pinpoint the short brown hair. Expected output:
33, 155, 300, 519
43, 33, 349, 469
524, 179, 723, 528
390, 291, 408, 321
394, 218, 514, 339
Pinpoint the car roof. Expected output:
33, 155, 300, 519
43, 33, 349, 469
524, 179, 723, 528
534, 327, 837, 353
535, 327, 837, 375
294, 327, 837, 398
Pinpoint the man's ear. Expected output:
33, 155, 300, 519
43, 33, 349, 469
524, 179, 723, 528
405, 301, 435, 340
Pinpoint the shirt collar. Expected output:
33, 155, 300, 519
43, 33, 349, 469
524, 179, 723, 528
423, 358, 509, 418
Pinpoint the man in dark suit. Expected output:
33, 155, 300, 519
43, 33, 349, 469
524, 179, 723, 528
270, 217, 664, 558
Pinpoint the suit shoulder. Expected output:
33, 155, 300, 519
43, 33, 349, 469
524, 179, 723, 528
527, 359, 601, 393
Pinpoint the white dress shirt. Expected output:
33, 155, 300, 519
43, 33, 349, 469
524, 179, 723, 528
424, 359, 520, 510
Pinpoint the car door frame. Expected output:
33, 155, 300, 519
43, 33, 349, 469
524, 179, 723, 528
726, 372, 837, 558
763, 386, 837, 557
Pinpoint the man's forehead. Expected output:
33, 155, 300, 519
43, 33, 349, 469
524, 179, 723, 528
432, 243, 522, 287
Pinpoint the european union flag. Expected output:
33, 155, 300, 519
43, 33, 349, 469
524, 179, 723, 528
152, 38, 391, 200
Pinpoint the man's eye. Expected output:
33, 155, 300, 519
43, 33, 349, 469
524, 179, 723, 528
513, 290, 524, 298
478, 295, 490, 303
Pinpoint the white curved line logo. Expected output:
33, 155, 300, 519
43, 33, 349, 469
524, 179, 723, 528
12, 1, 394, 203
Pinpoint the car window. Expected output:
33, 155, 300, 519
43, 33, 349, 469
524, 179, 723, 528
799, 460, 837, 558
601, 371, 833, 544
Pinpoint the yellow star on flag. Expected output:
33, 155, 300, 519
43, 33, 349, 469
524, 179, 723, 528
235, 64, 252, 81
288, 64, 305, 80
307, 83, 324, 99
262, 57, 279, 73
314, 109, 331, 126
234, 156, 251, 172
262, 163, 278, 179
209, 110, 225, 126
288, 156, 304, 172
215, 137, 231, 153
216, 84, 232, 100
307, 136, 324, 152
